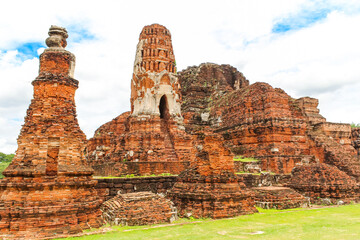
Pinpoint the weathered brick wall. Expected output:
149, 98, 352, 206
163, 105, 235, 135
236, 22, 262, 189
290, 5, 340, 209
295, 97, 326, 124
237, 173, 291, 188
287, 163, 359, 204
92, 161, 189, 176
314, 122, 354, 148
252, 186, 310, 209
96, 176, 178, 201
179, 63, 359, 179
168, 132, 258, 219
101, 192, 176, 226
209, 82, 310, 174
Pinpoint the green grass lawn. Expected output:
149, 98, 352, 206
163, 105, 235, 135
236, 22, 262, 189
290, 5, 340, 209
60, 204, 360, 240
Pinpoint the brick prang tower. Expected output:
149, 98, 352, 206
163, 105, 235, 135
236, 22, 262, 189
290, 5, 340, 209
0, 26, 103, 239
131, 24, 182, 121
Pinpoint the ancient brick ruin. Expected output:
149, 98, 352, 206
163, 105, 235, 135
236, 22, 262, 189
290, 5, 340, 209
101, 191, 177, 226
0, 26, 103, 239
2, 23, 360, 238
168, 131, 258, 218
86, 24, 194, 176
178, 62, 360, 203
85, 25, 360, 209
288, 163, 359, 204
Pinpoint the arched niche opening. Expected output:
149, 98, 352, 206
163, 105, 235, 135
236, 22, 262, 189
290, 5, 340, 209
159, 95, 170, 120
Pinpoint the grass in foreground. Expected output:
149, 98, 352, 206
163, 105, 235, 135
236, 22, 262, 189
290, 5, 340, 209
60, 204, 360, 240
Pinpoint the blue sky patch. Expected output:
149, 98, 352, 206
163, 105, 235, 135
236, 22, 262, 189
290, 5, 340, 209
272, 7, 331, 33
66, 25, 96, 43
16, 42, 45, 60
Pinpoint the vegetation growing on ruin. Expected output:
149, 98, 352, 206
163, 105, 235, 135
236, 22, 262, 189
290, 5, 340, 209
233, 156, 260, 162
351, 122, 360, 128
59, 204, 360, 240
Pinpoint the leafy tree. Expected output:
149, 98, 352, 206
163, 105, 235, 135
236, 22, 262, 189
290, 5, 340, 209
351, 123, 360, 128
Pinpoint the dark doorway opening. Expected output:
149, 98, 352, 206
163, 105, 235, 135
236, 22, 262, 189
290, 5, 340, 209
159, 95, 169, 120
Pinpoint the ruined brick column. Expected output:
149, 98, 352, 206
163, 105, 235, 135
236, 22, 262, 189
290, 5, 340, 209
168, 130, 258, 219
85, 24, 194, 176
0, 26, 103, 239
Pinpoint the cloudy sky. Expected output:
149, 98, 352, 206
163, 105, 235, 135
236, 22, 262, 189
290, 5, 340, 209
1, 0, 359, 154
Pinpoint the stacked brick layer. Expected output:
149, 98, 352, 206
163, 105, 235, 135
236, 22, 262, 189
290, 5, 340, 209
0, 176, 102, 239
86, 114, 193, 176
252, 186, 310, 209
0, 26, 103, 239
287, 163, 359, 204
101, 191, 176, 226
179, 63, 360, 179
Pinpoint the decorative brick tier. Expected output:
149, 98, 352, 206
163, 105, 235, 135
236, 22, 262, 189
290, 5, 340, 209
168, 132, 257, 219
234, 160, 261, 173
0, 26, 103, 239
287, 163, 359, 204
237, 173, 291, 188
308, 127, 360, 181
252, 186, 310, 209
92, 161, 189, 177
101, 191, 177, 226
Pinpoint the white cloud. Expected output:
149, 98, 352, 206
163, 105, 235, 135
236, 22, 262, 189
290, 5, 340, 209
0, 0, 359, 153
240, 10, 360, 124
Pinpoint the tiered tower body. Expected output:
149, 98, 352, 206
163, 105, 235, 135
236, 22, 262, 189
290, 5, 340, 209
0, 26, 103, 239
85, 24, 193, 176
131, 24, 181, 119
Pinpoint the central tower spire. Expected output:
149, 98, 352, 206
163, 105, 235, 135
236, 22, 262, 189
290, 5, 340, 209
131, 24, 182, 120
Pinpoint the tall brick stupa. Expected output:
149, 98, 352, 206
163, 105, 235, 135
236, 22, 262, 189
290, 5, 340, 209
86, 24, 194, 176
0, 26, 103, 239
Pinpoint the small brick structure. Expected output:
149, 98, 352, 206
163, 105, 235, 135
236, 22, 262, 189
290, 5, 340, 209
0, 26, 103, 239
101, 191, 177, 226
287, 163, 359, 204
168, 132, 257, 219
252, 186, 310, 209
